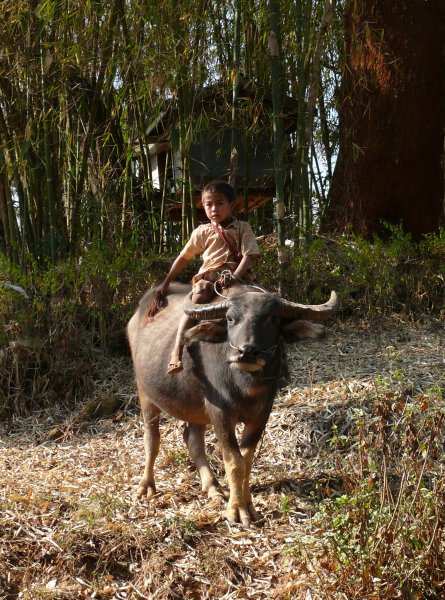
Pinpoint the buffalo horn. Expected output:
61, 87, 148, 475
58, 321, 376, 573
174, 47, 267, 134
278, 291, 339, 320
184, 299, 231, 321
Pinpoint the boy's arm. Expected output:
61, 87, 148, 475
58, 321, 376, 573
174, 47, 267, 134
232, 254, 258, 280
235, 222, 259, 280
156, 255, 189, 296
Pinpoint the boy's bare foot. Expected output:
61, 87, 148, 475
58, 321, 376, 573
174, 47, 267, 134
167, 361, 183, 374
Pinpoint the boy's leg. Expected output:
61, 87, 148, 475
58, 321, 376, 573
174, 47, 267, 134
168, 279, 215, 374
168, 313, 192, 373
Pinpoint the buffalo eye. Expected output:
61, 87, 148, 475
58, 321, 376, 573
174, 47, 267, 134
266, 314, 280, 325
226, 315, 234, 325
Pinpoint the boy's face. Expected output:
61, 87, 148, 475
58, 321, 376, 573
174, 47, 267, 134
202, 192, 233, 224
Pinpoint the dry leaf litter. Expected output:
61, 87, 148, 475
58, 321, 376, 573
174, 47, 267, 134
1, 317, 444, 599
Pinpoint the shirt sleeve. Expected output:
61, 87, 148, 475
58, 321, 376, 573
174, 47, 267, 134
239, 222, 260, 256
179, 226, 205, 261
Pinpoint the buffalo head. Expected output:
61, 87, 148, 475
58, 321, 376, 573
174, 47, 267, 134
184, 290, 339, 376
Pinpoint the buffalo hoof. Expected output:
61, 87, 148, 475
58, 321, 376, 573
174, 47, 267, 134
137, 482, 156, 498
207, 495, 225, 510
207, 486, 227, 509
226, 503, 260, 527
205, 484, 228, 501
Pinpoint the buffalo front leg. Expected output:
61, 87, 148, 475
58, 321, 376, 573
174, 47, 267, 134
137, 386, 161, 498
217, 418, 269, 526
183, 423, 226, 501
238, 421, 269, 523
212, 419, 258, 527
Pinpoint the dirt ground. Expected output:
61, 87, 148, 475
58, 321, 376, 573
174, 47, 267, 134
1, 316, 444, 599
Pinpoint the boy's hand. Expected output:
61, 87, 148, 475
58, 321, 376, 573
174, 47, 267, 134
156, 256, 189, 298
219, 272, 238, 289
156, 282, 169, 297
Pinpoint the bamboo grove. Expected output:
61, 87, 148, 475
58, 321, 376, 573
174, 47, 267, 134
0, 0, 341, 268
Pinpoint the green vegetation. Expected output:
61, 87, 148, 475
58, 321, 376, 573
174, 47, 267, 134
0, 242, 163, 415
1, 229, 444, 416
263, 226, 445, 315
289, 380, 445, 598
1, 1, 443, 596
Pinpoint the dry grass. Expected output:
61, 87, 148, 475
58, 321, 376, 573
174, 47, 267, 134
1, 316, 444, 599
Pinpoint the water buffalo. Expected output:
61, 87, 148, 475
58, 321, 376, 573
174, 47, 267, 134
127, 283, 339, 526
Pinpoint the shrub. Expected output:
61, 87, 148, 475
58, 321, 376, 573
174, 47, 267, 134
255, 227, 445, 318
289, 384, 445, 598
0, 243, 162, 416
1, 229, 444, 416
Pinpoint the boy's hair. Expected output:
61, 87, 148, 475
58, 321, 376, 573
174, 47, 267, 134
202, 180, 236, 203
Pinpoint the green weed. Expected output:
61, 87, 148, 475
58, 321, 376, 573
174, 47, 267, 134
278, 495, 294, 516
290, 385, 445, 598
264, 226, 445, 317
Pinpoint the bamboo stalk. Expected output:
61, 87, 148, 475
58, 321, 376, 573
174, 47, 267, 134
40, 37, 57, 264
268, 0, 288, 294
159, 149, 170, 253
71, 0, 120, 253
120, 148, 132, 246
304, 0, 335, 147
229, 0, 241, 189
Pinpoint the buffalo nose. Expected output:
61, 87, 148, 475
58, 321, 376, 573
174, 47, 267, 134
238, 344, 257, 357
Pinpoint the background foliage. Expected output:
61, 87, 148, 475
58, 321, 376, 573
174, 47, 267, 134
1, 229, 444, 417
0, 0, 342, 266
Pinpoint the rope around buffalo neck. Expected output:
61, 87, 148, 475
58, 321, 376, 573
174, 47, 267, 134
213, 270, 269, 298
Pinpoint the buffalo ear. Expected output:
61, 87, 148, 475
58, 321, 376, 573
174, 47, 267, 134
282, 319, 326, 343
184, 321, 227, 343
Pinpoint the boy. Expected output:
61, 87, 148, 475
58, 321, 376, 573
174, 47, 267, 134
156, 180, 259, 374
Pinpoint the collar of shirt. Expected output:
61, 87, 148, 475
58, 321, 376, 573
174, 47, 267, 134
210, 217, 240, 230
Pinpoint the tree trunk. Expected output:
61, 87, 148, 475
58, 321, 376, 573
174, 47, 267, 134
322, 0, 445, 239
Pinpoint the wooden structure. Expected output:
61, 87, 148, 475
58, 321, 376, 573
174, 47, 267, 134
141, 81, 298, 221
